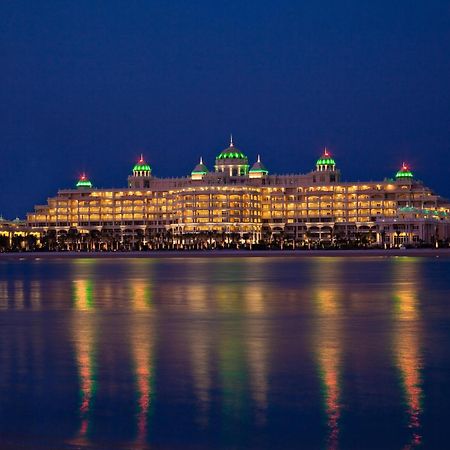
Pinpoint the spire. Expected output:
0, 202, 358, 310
230, 134, 234, 147
139, 153, 144, 163
200, 156, 203, 164
257, 154, 261, 163
324, 147, 329, 157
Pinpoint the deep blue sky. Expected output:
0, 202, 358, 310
1, 1, 450, 218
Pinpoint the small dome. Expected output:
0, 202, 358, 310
191, 157, 209, 175
396, 163, 414, 179
316, 148, 336, 166
249, 155, 268, 174
216, 136, 248, 160
133, 154, 151, 173
76, 173, 93, 189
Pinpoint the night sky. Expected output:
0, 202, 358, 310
1, 1, 450, 218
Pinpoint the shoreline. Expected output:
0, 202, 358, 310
1, 248, 450, 259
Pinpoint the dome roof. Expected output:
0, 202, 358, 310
133, 154, 151, 172
76, 174, 92, 189
191, 157, 209, 174
216, 136, 248, 160
316, 148, 336, 166
249, 155, 268, 174
396, 163, 414, 179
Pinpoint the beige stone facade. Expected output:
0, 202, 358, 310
26, 142, 450, 249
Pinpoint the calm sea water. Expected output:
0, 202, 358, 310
0, 256, 450, 449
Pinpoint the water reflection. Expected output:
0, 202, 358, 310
72, 277, 97, 443
0, 280, 8, 309
129, 278, 154, 443
189, 324, 212, 427
312, 259, 343, 450
392, 259, 423, 448
130, 311, 154, 443
1, 256, 449, 450
245, 284, 269, 425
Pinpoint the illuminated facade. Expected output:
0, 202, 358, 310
0, 217, 40, 251
26, 139, 450, 249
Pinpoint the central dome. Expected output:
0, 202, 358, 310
216, 136, 248, 160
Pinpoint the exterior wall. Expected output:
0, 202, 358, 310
26, 165, 450, 248
377, 209, 450, 247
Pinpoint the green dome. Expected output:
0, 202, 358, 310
133, 162, 151, 171
216, 136, 247, 160
133, 155, 151, 173
249, 155, 268, 174
191, 157, 209, 175
316, 157, 336, 165
396, 163, 414, 179
76, 174, 92, 189
316, 148, 335, 166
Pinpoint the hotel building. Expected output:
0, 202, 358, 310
26, 139, 450, 249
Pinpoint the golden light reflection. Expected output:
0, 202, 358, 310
131, 317, 154, 443
72, 314, 96, 440
244, 284, 265, 314
190, 327, 211, 427
0, 280, 8, 309
245, 284, 269, 424
73, 280, 94, 311
392, 259, 423, 449
312, 260, 342, 450
186, 284, 209, 312
14, 280, 24, 309
71, 278, 97, 443
131, 279, 152, 311
30, 280, 41, 310
246, 328, 269, 425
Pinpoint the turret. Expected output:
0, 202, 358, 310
249, 155, 268, 179
191, 157, 209, 180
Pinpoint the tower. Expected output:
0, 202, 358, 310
314, 148, 340, 183
129, 155, 152, 189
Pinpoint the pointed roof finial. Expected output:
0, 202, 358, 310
200, 156, 203, 164
324, 147, 329, 157
257, 154, 261, 163
230, 134, 234, 147
139, 153, 144, 163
